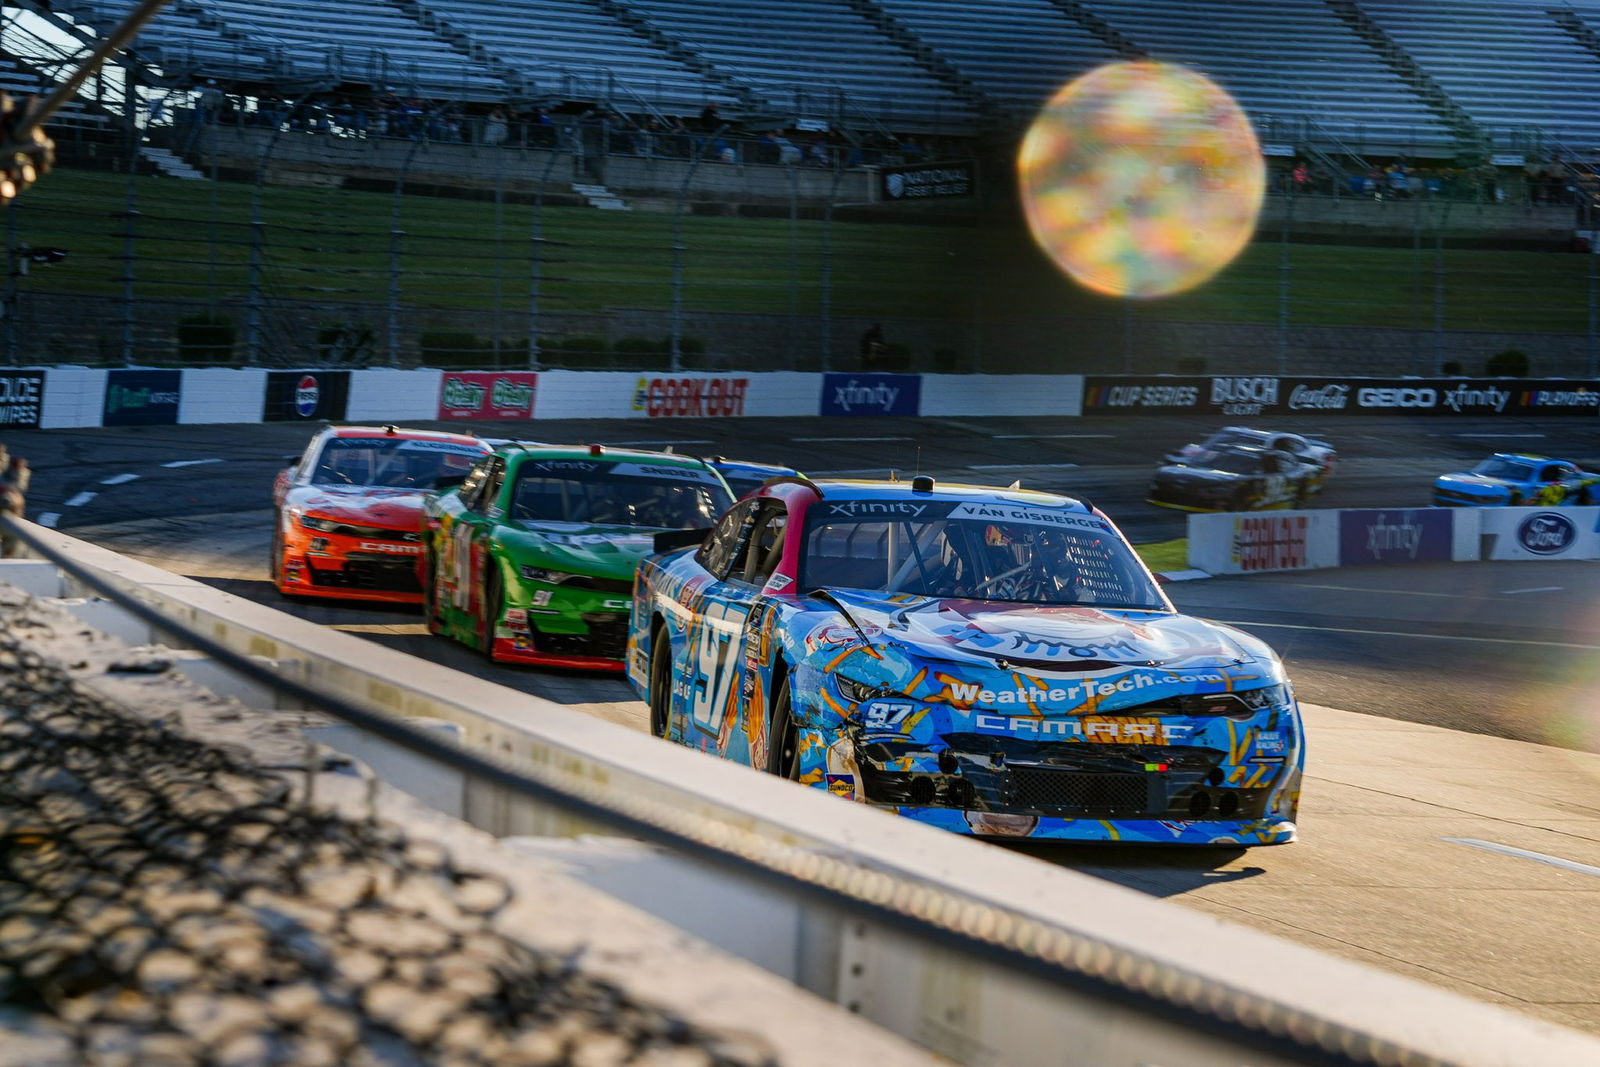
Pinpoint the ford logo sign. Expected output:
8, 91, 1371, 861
1516, 512, 1577, 555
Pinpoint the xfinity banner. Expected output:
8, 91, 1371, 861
820, 373, 921, 417
263, 370, 350, 422
103, 369, 180, 427
0, 371, 44, 428
1338, 509, 1454, 565
1082, 376, 1600, 416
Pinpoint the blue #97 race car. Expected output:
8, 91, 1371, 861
627, 477, 1303, 846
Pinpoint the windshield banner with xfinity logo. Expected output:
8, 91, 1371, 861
1083, 376, 1600, 416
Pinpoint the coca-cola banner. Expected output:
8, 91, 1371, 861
437, 372, 538, 420
1082, 376, 1600, 417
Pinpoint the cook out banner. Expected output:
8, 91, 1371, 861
1083, 376, 1600, 417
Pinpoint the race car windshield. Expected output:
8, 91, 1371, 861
510, 467, 732, 529
1473, 457, 1535, 481
311, 437, 484, 488
1201, 452, 1265, 474
801, 506, 1167, 609
1200, 430, 1262, 449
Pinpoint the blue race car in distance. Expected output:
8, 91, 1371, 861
1433, 452, 1599, 507
626, 476, 1304, 846
704, 456, 803, 500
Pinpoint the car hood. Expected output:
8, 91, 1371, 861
503, 521, 660, 577
1154, 463, 1238, 482
288, 486, 429, 526
1435, 472, 1510, 492
814, 590, 1251, 672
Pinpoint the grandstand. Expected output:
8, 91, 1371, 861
6, 0, 1596, 158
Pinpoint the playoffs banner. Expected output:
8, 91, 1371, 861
103, 369, 180, 427
1082, 376, 1600, 417
263, 371, 350, 422
0, 371, 44, 428
438, 372, 538, 420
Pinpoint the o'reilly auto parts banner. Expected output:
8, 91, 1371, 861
0, 371, 45, 428
263, 370, 350, 422
103, 369, 180, 427
438, 372, 537, 420
1082, 376, 1600, 416
820, 373, 921, 416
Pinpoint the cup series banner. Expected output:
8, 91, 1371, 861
1081, 376, 1600, 417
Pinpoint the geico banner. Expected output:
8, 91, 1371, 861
1480, 507, 1600, 560
1186, 510, 1340, 575
1083, 376, 1600, 417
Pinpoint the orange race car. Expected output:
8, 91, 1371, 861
272, 425, 490, 603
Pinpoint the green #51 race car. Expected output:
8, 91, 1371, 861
422, 443, 734, 670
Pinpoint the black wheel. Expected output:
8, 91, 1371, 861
1508, 491, 1524, 506
422, 545, 445, 635
483, 566, 509, 663
1293, 481, 1310, 509
648, 625, 672, 739
765, 676, 800, 780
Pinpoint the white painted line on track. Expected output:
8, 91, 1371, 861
1453, 433, 1547, 439
969, 462, 1080, 471
1444, 839, 1600, 879
161, 458, 222, 468
1210, 618, 1600, 651
792, 436, 915, 443
37, 513, 59, 528
64, 492, 96, 507
1504, 586, 1562, 595
992, 433, 1114, 440
1284, 583, 1481, 599
100, 473, 139, 485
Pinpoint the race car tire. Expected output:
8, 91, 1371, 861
765, 675, 801, 780
483, 567, 509, 664
648, 625, 671, 739
1508, 491, 1524, 506
422, 546, 445, 635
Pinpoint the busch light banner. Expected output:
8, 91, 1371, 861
0, 371, 44, 428
1338, 509, 1454, 565
103, 369, 180, 427
437, 372, 538, 420
1083, 376, 1600, 416
263, 370, 350, 422
820, 373, 921, 417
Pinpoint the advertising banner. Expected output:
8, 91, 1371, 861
437, 371, 538, 420
1337, 508, 1455, 565
879, 160, 976, 201
103, 369, 181, 427
263, 370, 351, 422
819, 373, 921, 417
1480, 507, 1600, 560
1082, 376, 1600, 417
1186, 510, 1340, 575
630, 376, 750, 418
0, 370, 45, 428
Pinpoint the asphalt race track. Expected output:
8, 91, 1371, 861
9, 411, 1600, 1034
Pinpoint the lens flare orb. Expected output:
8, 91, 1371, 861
1018, 61, 1265, 298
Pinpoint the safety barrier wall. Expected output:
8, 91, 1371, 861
1188, 507, 1600, 574
9, 367, 1597, 429
16, 519, 1600, 1067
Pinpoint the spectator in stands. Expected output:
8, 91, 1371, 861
807, 132, 832, 167
698, 102, 719, 132
860, 323, 887, 369
482, 105, 509, 147
1386, 160, 1410, 199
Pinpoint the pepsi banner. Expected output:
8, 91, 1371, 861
1338, 508, 1454, 566
820, 373, 921, 417
103, 369, 180, 427
1082, 376, 1600, 417
263, 370, 350, 422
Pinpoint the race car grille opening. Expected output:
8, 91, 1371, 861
529, 613, 629, 661
307, 557, 421, 592
1007, 768, 1149, 815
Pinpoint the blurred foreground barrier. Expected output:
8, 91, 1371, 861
7, 515, 1600, 1067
